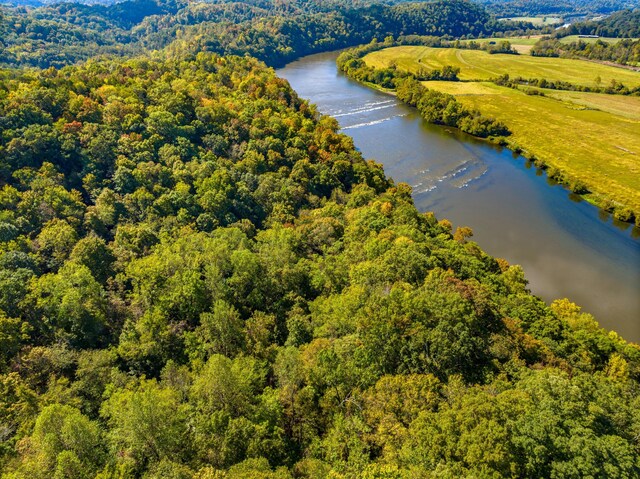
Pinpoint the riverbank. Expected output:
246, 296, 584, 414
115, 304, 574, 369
278, 51, 640, 341
338, 42, 640, 225
422, 80, 640, 219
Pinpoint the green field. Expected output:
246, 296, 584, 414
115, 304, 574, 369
460, 36, 541, 54
500, 16, 563, 25
423, 81, 640, 212
364, 46, 640, 88
437, 83, 640, 121
543, 90, 640, 120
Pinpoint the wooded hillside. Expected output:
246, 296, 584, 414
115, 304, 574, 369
0, 51, 639, 479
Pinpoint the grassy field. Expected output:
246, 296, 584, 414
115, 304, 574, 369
542, 90, 640, 120
364, 46, 640, 88
500, 16, 563, 25
422, 80, 640, 213
460, 37, 540, 54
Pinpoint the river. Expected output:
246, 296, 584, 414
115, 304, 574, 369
277, 51, 640, 343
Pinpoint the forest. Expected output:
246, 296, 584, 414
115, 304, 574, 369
1, 0, 640, 478
531, 37, 640, 66
0, 0, 505, 69
1, 44, 639, 479
477, 0, 637, 17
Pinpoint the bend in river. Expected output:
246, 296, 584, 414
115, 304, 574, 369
277, 51, 640, 343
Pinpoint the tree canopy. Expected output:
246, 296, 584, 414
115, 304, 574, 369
0, 50, 639, 478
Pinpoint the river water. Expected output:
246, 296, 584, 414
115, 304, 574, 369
277, 51, 640, 343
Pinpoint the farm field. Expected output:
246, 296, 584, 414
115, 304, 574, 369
460, 36, 540, 54
364, 46, 640, 88
542, 89, 640, 120
422, 80, 640, 212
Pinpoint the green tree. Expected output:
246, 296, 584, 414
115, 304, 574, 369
26, 262, 107, 347
69, 235, 115, 284
185, 300, 245, 362
101, 380, 189, 472
12, 404, 104, 479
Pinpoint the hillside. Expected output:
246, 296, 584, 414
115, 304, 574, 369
0, 0, 497, 69
478, 0, 639, 17
556, 8, 640, 37
0, 1, 639, 477
0, 50, 639, 479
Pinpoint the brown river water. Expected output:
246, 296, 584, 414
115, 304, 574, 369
278, 51, 640, 343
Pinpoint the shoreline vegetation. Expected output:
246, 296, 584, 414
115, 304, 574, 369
337, 39, 513, 138
337, 37, 640, 225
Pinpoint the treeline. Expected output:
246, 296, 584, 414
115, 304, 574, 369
531, 37, 640, 67
493, 71, 640, 95
409, 36, 519, 54
0, 0, 497, 69
415, 65, 461, 81
478, 0, 634, 16
348, 34, 518, 54
467, 38, 519, 54
396, 76, 511, 136
555, 9, 640, 38
1, 51, 639, 479
337, 42, 511, 138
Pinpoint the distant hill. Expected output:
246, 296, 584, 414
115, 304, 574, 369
478, 0, 639, 16
1, 0, 453, 8
0, 0, 497, 69
2, 0, 120, 6
556, 8, 640, 37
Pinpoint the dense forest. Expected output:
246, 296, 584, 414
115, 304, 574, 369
0, 0, 505, 69
1, 0, 640, 478
1, 44, 640, 479
531, 37, 640, 65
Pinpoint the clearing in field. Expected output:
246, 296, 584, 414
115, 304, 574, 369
460, 37, 540, 54
500, 16, 563, 25
364, 46, 640, 88
422, 80, 640, 213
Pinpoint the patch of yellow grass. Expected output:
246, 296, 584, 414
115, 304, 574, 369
542, 90, 640, 121
460, 37, 540, 54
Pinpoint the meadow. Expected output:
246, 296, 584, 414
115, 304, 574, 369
460, 36, 540, 53
364, 46, 640, 88
544, 89, 640, 120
